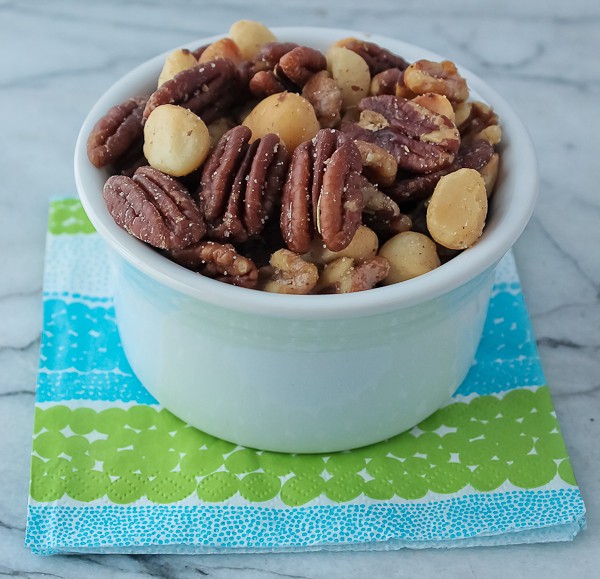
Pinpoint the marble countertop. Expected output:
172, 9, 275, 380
1, 0, 598, 576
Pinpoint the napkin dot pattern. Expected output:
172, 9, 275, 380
30, 387, 573, 507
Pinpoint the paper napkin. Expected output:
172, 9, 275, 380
26, 198, 586, 554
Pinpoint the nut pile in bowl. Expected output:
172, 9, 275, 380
87, 20, 502, 294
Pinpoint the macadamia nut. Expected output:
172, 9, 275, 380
305, 225, 379, 264
199, 38, 243, 65
229, 20, 277, 60
242, 92, 320, 151
327, 47, 371, 109
143, 104, 210, 177
158, 49, 198, 87
379, 231, 441, 284
426, 168, 488, 249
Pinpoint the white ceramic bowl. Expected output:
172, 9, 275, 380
75, 27, 537, 453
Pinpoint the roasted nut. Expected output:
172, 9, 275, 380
199, 38, 243, 65
143, 59, 239, 124
426, 168, 488, 249
249, 70, 287, 97
103, 166, 205, 250
404, 60, 469, 103
229, 20, 277, 60
412, 93, 455, 124
315, 256, 390, 293
456, 101, 499, 141
87, 96, 147, 168
343, 95, 460, 174
158, 49, 198, 87
358, 176, 411, 238
302, 70, 343, 128
242, 91, 320, 151
384, 139, 494, 204
369, 68, 416, 99
281, 128, 364, 253
453, 101, 472, 128
170, 241, 259, 289
379, 231, 441, 284
143, 104, 211, 177
479, 153, 500, 197
200, 126, 288, 242
354, 140, 397, 187
278, 46, 327, 86
305, 225, 378, 264
327, 47, 371, 109
334, 38, 409, 74
261, 249, 318, 294
251, 42, 299, 74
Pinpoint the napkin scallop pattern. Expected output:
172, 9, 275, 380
25, 198, 586, 554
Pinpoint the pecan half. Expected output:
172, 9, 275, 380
260, 249, 318, 294
281, 129, 364, 254
143, 59, 239, 124
384, 139, 494, 204
249, 44, 326, 97
302, 70, 343, 128
403, 60, 469, 103
87, 96, 147, 168
103, 166, 205, 250
169, 241, 259, 289
338, 38, 409, 74
199, 126, 289, 243
342, 95, 460, 174
278, 46, 327, 86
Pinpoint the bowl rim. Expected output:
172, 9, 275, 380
75, 26, 538, 319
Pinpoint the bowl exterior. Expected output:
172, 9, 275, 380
112, 249, 496, 453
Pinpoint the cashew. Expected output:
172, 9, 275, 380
143, 104, 210, 177
426, 168, 488, 249
379, 231, 441, 284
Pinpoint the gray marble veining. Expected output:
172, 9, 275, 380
1, 0, 598, 576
